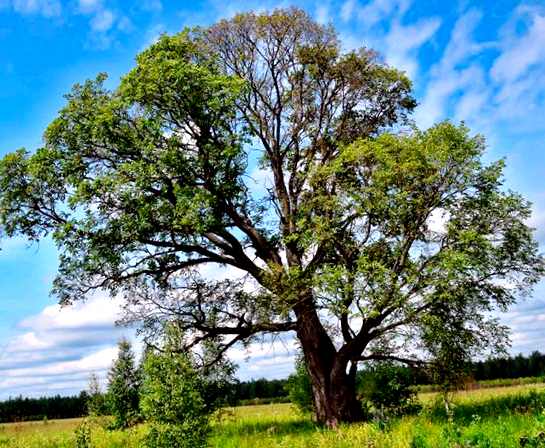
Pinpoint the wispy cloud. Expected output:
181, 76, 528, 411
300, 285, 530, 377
315, 2, 330, 25
337, 0, 441, 81
352, 0, 410, 29
415, 5, 545, 138
230, 335, 298, 380
384, 17, 441, 80
89, 8, 115, 32
75, 0, 133, 49
4, 0, 61, 17
140, 0, 162, 12
414, 9, 489, 128
491, 7, 545, 84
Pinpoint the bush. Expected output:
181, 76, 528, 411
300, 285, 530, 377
144, 422, 209, 448
285, 355, 314, 414
74, 420, 91, 448
86, 373, 108, 417
140, 326, 210, 448
359, 362, 421, 417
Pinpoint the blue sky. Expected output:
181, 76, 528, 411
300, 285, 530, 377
0, 0, 545, 398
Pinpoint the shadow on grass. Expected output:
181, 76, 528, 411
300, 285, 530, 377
426, 389, 545, 425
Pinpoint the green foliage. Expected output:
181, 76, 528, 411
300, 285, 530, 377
74, 420, 91, 448
144, 422, 208, 448
86, 374, 108, 417
107, 339, 140, 429
140, 349, 207, 425
285, 356, 314, 414
359, 363, 421, 417
140, 326, 210, 448
199, 339, 238, 411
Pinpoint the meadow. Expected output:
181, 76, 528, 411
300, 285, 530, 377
1, 384, 545, 447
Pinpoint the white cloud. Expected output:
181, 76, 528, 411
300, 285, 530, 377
426, 208, 450, 234
11, 0, 60, 17
338, 0, 440, 83
454, 89, 488, 123
436, 9, 488, 73
487, 8, 545, 134
75, 0, 133, 49
90, 8, 115, 32
0, 294, 132, 398
491, 10, 545, 84
384, 17, 441, 79
229, 336, 297, 380
414, 9, 489, 128
357, 0, 410, 28
19, 295, 124, 331
77, 0, 100, 14
340, 0, 355, 22
117, 15, 133, 32
315, 3, 330, 25
414, 5, 545, 137
140, 23, 166, 51
141, 0, 162, 12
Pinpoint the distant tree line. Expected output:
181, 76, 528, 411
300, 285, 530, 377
472, 351, 545, 381
231, 378, 288, 402
0, 393, 88, 423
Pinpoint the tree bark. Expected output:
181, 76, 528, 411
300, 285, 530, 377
293, 295, 363, 427
309, 357, 363, 428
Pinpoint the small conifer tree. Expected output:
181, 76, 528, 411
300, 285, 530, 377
107, 338, 140, 428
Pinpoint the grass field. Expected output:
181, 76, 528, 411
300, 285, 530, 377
2, 384, 545, 447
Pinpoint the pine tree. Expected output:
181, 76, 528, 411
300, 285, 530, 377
107, 339, 140, 428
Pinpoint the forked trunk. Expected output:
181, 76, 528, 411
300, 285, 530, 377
307, 357, 363, 427
294, 295, 363, 427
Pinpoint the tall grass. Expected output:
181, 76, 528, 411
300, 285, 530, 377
1, 384, 545, 447
210, 387, 545, 448
418, 375, 545, 393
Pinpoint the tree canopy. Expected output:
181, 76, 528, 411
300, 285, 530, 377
0, 8, 542, 426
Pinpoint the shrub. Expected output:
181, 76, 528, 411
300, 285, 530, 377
140, 325, 210, 448
144, 422, 209, 448
359, 362, 421, 417
86, 373, 108, 417
74, 420, 91, 448
285, 355, 314, 414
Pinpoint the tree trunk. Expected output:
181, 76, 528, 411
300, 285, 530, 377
308, 356, 363, 427
293, 295, 363, 427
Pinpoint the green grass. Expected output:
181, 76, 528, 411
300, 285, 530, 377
0, 417, 147, 447
418, 376, 545, 393
209, 401, 545, 448
2, 384, 545, 447
210, 386, 545, 448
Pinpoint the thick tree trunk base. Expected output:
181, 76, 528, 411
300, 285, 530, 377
310, 368, 363, 428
